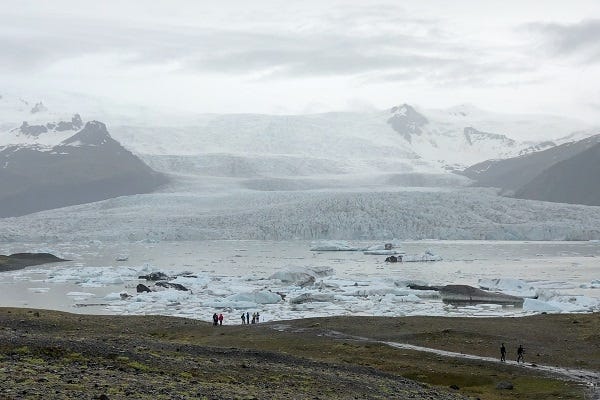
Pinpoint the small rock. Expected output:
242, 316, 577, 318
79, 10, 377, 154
136, 284, 152, 293
449, 384, 460, 390
496, 381, 514, 390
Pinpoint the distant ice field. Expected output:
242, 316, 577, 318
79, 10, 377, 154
0, 240, 598, 323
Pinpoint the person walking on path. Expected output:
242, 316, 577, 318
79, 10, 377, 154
517, 344, 525, 363
212, 313, 218, 326
500, 343, 506, 362
241, 313, 246, 325
218, 313, 224, 326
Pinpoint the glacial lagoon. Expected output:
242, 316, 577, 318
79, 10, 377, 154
1, 240, 599, 322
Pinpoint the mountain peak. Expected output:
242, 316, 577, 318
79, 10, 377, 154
62, 120, 113, 146
387, 104, 428, 143
30, 102, 48, 114
15, 114, 84, 137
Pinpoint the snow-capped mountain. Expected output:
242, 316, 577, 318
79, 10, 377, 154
0, 115, 167, 217
2, 92, 599, 232
107, 103, 593, 174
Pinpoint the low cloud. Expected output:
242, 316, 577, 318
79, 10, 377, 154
527, 19, 600, 63
0, 9, 532, 87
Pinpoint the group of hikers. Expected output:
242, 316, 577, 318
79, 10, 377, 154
241, 311, 260, 324
500, 343, 525, 363
212, 313, 224, 326
212, 311, 262, 326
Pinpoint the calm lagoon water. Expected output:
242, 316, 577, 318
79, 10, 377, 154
1, 240, 599, 321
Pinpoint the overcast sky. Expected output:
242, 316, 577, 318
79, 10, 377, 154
2, 0, 600, 121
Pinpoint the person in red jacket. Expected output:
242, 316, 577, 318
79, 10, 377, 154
218, 313, 224, 326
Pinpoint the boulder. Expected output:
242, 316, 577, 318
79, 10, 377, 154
155, 281, 189, 291
496, 381, 514, 390
136, 284, 152, 293
440, 285, 524, 305
139, 272, 170, 281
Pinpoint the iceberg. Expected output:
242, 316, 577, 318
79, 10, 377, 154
478, 278, 537, 297
225, 291, 283, 304
310, 241, 361, 251
269, 265, 334, 286
289, 293, 335, 304
523, 298, 563, 313
401, 250, 442, 262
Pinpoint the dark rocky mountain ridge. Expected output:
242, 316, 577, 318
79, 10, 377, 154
459, 133, 600, 206
0, 120, 168, 217
514, 142, 600, 206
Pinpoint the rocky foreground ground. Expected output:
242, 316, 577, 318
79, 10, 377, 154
0, 309, 598, 399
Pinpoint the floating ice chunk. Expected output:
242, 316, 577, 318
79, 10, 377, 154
103, 292, 124, 301
66, 292, 95, 297
394, 279, 429, 288
478, 278, 537, 297
205, 287, 233, 297
27, 287, 50, 293
587, 279, 600, 289
269, 265, 333, 286
170, 275, 211, 288
524, 298, 563, 313
310, 241, 361, 251
395, 294, 422, 303
226, 291, 283, 304
345, 287, 413, 297
289, 293, 335, 304
364, 249, 404, 255
401, 251, 442, 262
528, 290, 600, 313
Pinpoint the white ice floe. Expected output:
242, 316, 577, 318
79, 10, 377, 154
66, 292, 95, 297
478, 278, 537, 297
524, 290, 600, 313
27, 287, 50, 293
579, 279, 600, 289
269, 265, 334, 286
381, 293, 422, 303
310, 241, 361, 251
44, 265, 146, 286
523, 298, 564, 313
364, 249, 404, 255
401, 250, 442, 262
225, 291, 283, 304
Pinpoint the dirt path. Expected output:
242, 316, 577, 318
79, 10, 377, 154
381, 340, 600, 399
317, 329, 600, 399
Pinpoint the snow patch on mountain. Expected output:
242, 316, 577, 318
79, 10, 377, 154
0, 114, 84, 150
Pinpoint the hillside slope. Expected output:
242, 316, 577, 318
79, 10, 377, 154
0, 120, 167, 217
514, 142, 600, 206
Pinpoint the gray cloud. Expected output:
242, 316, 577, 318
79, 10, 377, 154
0, 9, 531, 87
527, 19, 600, 63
